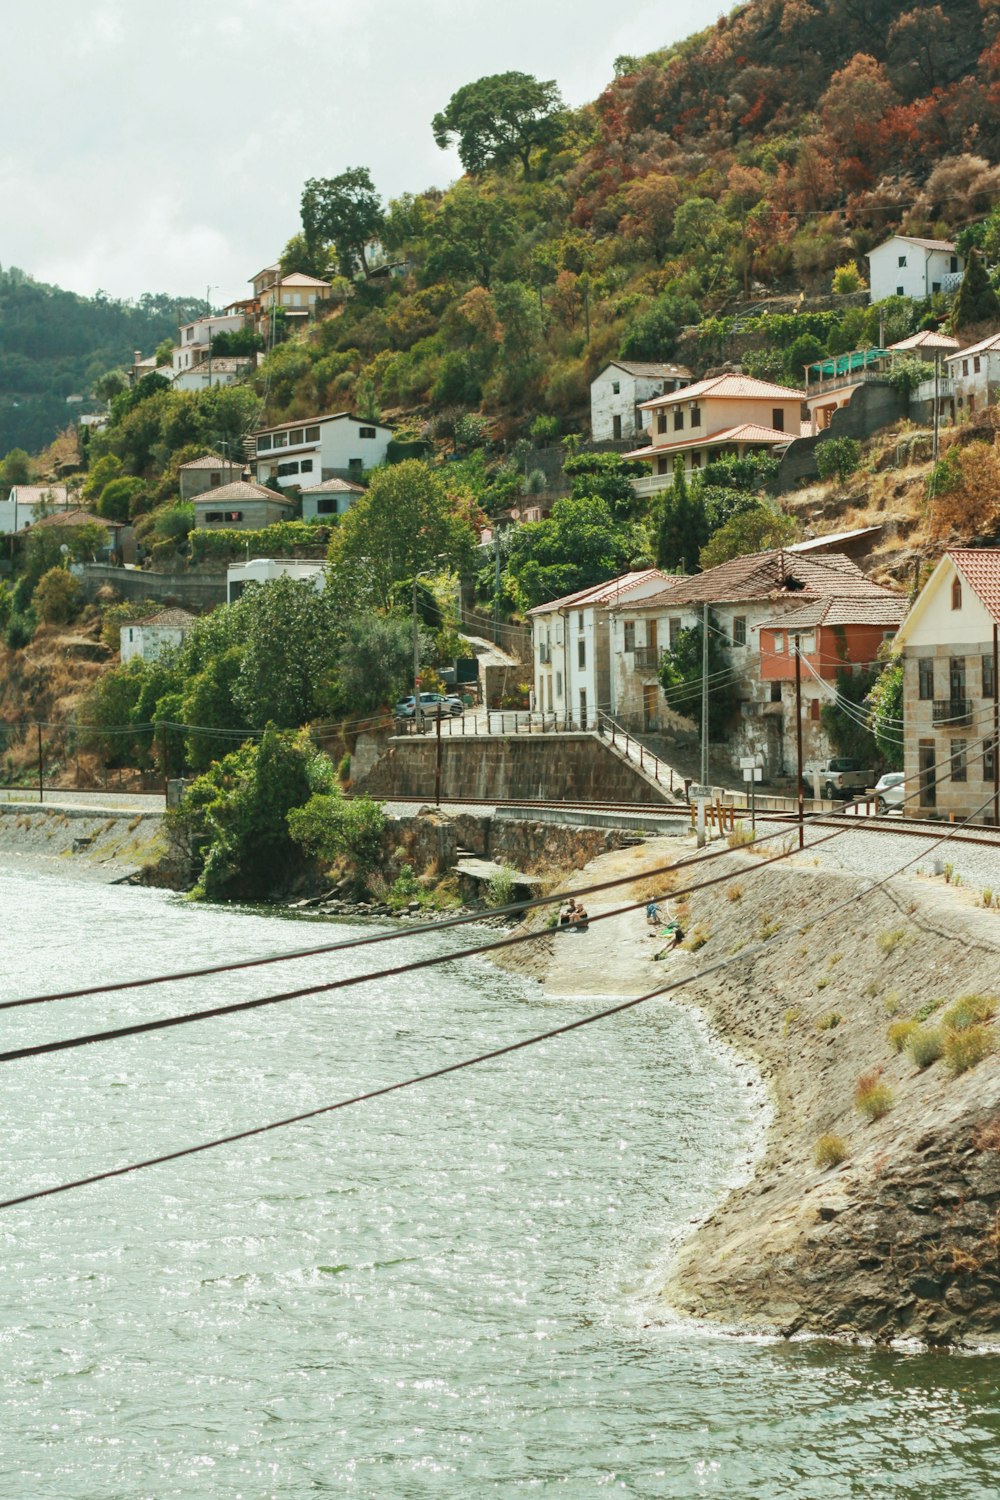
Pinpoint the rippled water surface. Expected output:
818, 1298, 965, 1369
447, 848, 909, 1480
2, 865, 999, 1498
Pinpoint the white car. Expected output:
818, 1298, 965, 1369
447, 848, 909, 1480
874, 771, 905, 815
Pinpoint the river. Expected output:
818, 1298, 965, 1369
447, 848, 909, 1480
1, 865, 999, 1498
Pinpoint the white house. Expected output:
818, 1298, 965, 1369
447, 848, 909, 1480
893, 548, 1000, 823
866, 235, 964, 304
590, 361, 691, 443
172, 312, 246, 374
944, 331, 1000, 419
251, 411, 394, 489
172, 357, 252, 393
300, 476, 366, 521
226, 558, 326, 604
119, 608, 197, 663
528, 570, 671, 728
0, 484, 72, 535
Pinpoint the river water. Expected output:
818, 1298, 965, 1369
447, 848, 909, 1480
1, 865, 999, 1499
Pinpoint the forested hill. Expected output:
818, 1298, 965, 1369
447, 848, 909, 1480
0, 269, 205, 454
251, 0, 1000, 433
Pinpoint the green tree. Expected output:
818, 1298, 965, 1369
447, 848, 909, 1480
620, 293, 700, 361
563, 452, 646, 519
24, 519, 108, 583
0, 447, 31, 496
656, 458, 708, 572
952, 247, 1000, 331
820, 668, 879, 765
492, 280, 545, 401
786, 333, 825, 380
97, 475, 145, 522
658, 613, 738, 738
699, 504, 796, 568
301, 168, 385, 279
328, 460, 478, 613
288, 790, 387, 890
432, 72, 563, 178
32, 566, 81, 624
424, 183, 517, 289
815, 436, 861, 483
181, 646, 248, 772
82, 452, 122, 502
232, 576, 338, 728
502, 495, 643, 610
154, 337, 175, 367
336, 615, 427, 713
279, 229, 333, 281
865, 657, 904, 770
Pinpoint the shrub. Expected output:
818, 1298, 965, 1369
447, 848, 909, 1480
388, 863, 421, 907
529, 414, 560, 445
832, 263, 865, 294
906, 1025, 946, 1070
944, 1024, 996, 1076
5, 611, 36, 649
818, 1011, 842, 1030
942, 994, 996, 1032
887, 1019, 917, 1053
815, 436, 861, 483
814, 1133, 848, 1168
983, 888, 994, 909
487, 864, 517, 908
854, 1070, 894, 1121
727, 822, 753, 848
287, 789, 386, 885
877, 928, 906, 954
914, 996, 944, 1022
681, 923, 710, 951
725, 883, 743, 902
32, 566, 81, 624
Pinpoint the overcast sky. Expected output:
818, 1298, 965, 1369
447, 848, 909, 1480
1, 0, 713, 306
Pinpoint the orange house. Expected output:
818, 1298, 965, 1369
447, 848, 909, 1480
757, 596, 905, 716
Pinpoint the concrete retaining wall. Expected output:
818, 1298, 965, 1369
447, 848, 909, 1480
776, 383, 909, 493
353, 732, 673, 805
75, 564, 227, 609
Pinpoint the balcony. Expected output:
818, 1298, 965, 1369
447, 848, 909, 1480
633, 645, 660, 668
630, 472, 673, 499
932, 698, 972, 726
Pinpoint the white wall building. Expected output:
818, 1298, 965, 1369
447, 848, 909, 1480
300, 476, 366, 521
172, 357, 251, 393
866, 235, 964, 304
172, 313, 246, 373
252, 411, 394, 489
0, 485, 72, 535
119, 608, 196, 663
226, 558, 326, 604
590, 361, 691, 443
944, 331, 1000, 419
528, 571, 670, 728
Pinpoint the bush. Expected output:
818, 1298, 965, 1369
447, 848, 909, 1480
486, 864, 517, 908
906, 1025, 946, 1070
814, 1133, 848, 1168
530, 414, 560, 445
887, 1019, 917, 1053
97, 475, 146, 522
818, 1011, 842, 1030
944, 1024, 996, 1075
854, 1070, 893, 1121
287, 790, 387, 885
32, 566, 81, 624
942, 994, 996, 1032
832, 264, 865, 294
815, 437, 861, 483
5, 611, 35, 650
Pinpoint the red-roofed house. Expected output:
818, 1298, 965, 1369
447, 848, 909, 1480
606, 549, 904, 773
527, 570, 672, 726
894, 550, 1000, 821
624, 374, 805, 497
866, 234, 963, 303
944, 331, 1000, 420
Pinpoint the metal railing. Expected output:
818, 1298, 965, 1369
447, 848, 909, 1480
596, 710, 681, 792
632, 645, 660, 668
932, 698, 973, 726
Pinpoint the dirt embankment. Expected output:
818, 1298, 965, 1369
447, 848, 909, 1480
0, 805, 164, 880
502, 836, 1000, 1347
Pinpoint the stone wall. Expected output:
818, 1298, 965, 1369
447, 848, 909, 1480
74, 564, 227, 609
385, 806, 645, 878
776, 383, 909, 493
353, 732, 673, 805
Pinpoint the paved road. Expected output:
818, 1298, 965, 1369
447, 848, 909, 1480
0, 789, 165, 813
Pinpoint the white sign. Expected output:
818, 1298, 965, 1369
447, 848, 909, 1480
742, 767, 763, 782
690, 785, 713, 800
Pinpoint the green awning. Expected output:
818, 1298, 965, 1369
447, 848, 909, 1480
807, 348, 889, 380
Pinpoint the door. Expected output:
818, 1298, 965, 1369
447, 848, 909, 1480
643, 683, 659, 730
919, 741, 936, 808
647, 620, 658, 654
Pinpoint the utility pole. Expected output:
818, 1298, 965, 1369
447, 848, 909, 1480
794, 635, 804, 850
993, 622, 999, 827
412, 575, 421, 718
37, 722, 43, 804
932, 352, 940, 465
435, 705, 442, 807
494, 535, 502, 648
700, 602, 709, 787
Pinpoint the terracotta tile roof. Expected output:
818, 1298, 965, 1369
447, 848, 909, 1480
755, 594, 906, 631
178, 452, 242, 470
300, 476, 366, 494
193, 480, 293, 505
945, 330, 1000, 361
949, 549, 1000, 623
871, 234, 956, 253
277, 272, 331, 287
28, 507, 120, 529
607, 360, 692, 379
527, 569, 669, 615
888, 329, 960, 352
623, 421, 795, 461
632, 550, 887, 610
638, 373, 806, 410
8, 484, 70, 505
134, 608, 197, 629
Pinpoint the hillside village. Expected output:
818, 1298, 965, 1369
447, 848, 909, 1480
4, 0, 1000, 865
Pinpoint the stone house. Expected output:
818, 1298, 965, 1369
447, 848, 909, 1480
528, 570, 671, 728
893, 549, 1000, 823
866, 235, 964, 304
178, 453, 245, 501
193, 480, 297, 531
120, 608, 197, 663
607, 550, 904, 775
944, 331, 1000, 420
589, 360, 691, 443
251, 412, 394, 490
624, 374, 806, 499
300, 476, 366, 521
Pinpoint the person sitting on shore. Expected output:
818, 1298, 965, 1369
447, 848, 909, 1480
645, 900, 662, 927
559, 899, 577, 927
570, 901, 589, 930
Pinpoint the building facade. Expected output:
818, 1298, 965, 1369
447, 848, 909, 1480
178, 453, 245, 501
866, 235, 963, 304
894, 549, 1000, 822
226, 559, 326, 604
590, 361, 691, 443
193, 480, 297, 530
252, 412, 393, 489
0, 485, 71, 534
944, 332, 1000, 420
119, 608, 196, 663
300, 476, 366, 521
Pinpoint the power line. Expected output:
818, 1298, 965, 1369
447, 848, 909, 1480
2, 790, 993, 1213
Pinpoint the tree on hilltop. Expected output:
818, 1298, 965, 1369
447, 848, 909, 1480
432, 72, 564, 178
301, 168, 385, 279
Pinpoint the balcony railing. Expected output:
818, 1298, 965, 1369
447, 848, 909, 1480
932, 698, 972, 726
633, 645, 660, 668
630, 472, 674, 498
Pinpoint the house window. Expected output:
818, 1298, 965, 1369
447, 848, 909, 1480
732, 616, 746, 647
305, 425, 321, 441
316, 498, 336, 515
932, 282, 941, 294
983, 654, 996, 699
300, 459, 313, 473
950, 657, 966, 697
348, 458, 363, 473
359, 426, 377, 439
624, 620, 636, 652
774, 632, 785, 652
555, 671, 562, 699
970, 395, 976, 413
668, 617, 680, 649
898, 254, 907, 267
578, 612, 584, 632
579, 688, 588, 726
273, 432, 288, 449
578, 638, 586, 671
657, 457, 668, 475
897, 286, 904, 296
276, 461, 299, 476
690, 405, 702, 427
985, 738, 997, 783
210, 473, 220, 487
951, 576, 962, 610
772, 409, 784, 432
611, 380, 620, 395
951, 256, 959, 273
690, 452, 701, 469
673, 410, 683, 431
612, 414, 622, 440
257, 435, 272, 451
286, 428, 303, 444
918, 658, 934, 699
951, 740, 967, 782
962, 360, 969, 376
771, 680, 782, 702
810, 697, 820, 720
974, 357, 981, 374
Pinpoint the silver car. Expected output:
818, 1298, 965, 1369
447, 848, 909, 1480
874, 771, 905, 815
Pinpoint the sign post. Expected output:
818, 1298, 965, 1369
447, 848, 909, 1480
740, 756, 764, 833
690, 783, 712, 847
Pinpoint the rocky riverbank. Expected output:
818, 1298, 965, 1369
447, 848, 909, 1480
0, 803, 165, 881
500, 833, 1000, 1347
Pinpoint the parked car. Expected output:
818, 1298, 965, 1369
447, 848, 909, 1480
873, 770, 905, 815
806, 757, 872, 799
393, 692, 463, 719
